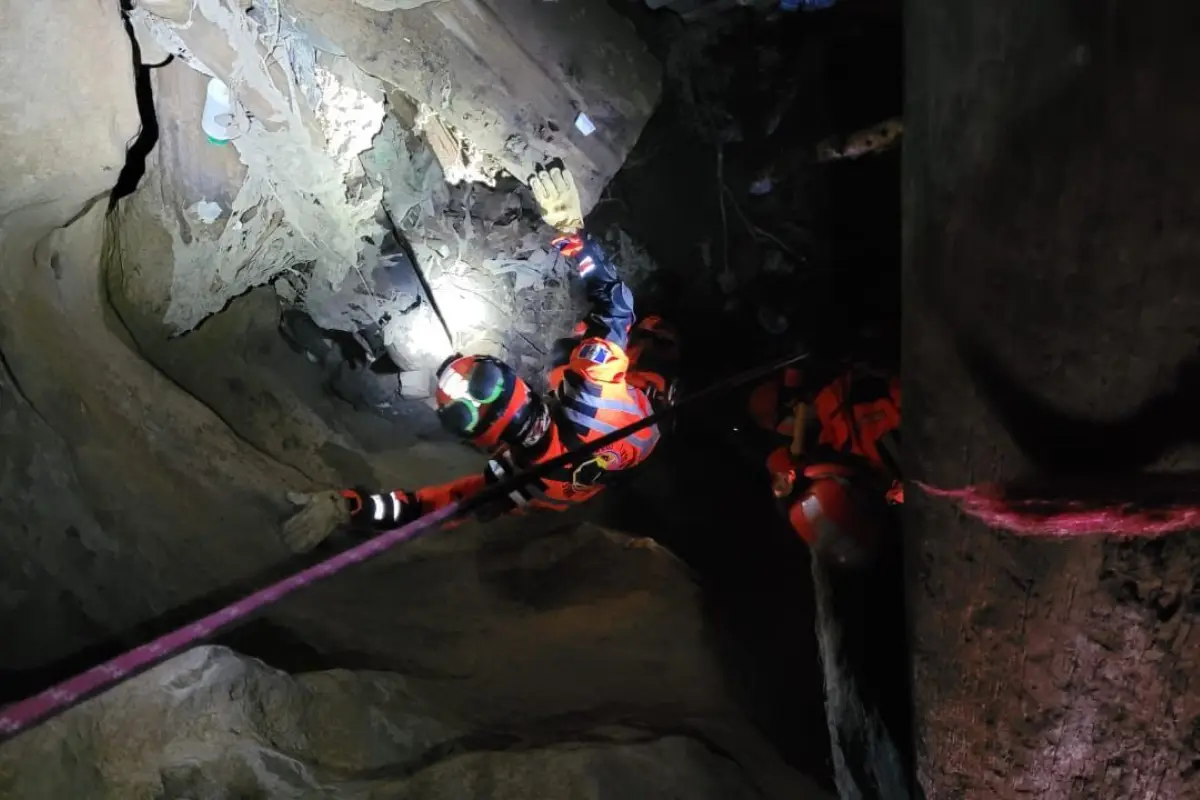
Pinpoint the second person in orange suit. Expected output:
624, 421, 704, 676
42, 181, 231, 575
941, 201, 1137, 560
745, 364, 902, 566
749, 365, 903, 502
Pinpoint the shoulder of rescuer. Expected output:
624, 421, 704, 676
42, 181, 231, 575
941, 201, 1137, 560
543, 231, 661, 483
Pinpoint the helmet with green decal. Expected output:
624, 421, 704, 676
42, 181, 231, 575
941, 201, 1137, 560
434, 354, 551, 450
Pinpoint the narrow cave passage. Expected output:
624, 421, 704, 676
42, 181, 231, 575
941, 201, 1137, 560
0, 1, 908, 797
585, 3, 909, 791
200, 2, 912, 792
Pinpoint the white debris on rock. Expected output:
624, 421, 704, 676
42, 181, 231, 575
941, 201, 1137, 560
188, 200, 224, 224
481, 230, 565, 294
413, 102, 497, 188
133, 0, 651, 390
574, 112, 597, 136
133, 0, 386, 334
312, 57, 388, 174
359, 114, 449, 229
398, 368, 434, 399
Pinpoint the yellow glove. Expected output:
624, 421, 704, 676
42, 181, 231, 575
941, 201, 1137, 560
530, 166, 583, 233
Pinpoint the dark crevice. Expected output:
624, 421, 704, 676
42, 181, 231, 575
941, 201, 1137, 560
109, 0, 166, 211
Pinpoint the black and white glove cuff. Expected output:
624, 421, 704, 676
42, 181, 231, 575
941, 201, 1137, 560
348, 489, 417, 529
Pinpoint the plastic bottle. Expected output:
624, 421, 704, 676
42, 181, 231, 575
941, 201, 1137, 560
201, 77, 233, 145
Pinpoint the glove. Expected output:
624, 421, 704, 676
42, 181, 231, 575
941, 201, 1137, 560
530, 166, 583, 233
281, 490, 352, 553
343, 487, 420, 531
281, 488, 419, 553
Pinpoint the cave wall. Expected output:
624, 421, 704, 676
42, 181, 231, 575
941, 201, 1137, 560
120, 0, 660, 338
0, 0, 313, 670
0, 524, 832, 799
108, 53, 479, 494
288, 0, 662, 211
0, 3, 827, 797
905, 0, 1200, 796
0, 1, 132, 240
0, 644, 770, 799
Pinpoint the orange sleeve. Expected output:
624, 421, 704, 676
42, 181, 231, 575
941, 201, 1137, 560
412, 452, 540, 526
414, 473, 488, 514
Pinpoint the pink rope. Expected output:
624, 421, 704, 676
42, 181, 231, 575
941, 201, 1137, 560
0, 350, 814, 744
0, 502, 460, 744
918, 482, 1200, 539
9, 476, 1193, 744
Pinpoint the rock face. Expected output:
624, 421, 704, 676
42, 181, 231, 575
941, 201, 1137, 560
0, 0, 303, 672
289, 0, 662, 211
906, 0, 1200, 797
123, 0, 659, 336
0, 1, 822, 797
0, 646, 762, 799
0, 523, 829, 799
0, 1, 134, 236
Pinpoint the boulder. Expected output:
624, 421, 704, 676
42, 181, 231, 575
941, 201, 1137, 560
289, 0, 662, 211
0, 646, 764, 799
0, 522, 830, 799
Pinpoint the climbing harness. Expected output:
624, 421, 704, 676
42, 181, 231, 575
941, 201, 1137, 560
0, 350, 810, 744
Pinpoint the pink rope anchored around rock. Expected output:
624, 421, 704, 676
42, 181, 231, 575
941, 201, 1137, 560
918, 473, 1200, 538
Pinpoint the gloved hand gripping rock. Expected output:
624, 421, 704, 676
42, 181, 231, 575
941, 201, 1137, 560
530, 165, 584, 234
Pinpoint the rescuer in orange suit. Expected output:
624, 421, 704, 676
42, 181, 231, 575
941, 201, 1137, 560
747, 364, 902, 566
748, 365, 902, 500
282, 166, 679, 553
